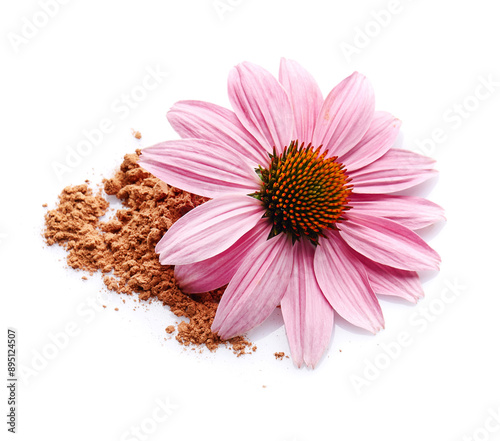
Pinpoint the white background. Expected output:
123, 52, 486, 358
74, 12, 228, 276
1, 1, 500, 440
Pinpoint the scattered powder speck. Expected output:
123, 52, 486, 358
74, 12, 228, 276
274, 352, 285, 360
44, 150, 253, 356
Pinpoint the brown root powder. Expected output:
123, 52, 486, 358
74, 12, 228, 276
44, 150, 253, 356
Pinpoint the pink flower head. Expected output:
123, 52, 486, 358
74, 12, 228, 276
140, 59, 443, 368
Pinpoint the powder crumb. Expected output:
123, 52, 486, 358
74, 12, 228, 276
44, 150, 253, 356
274, 352, 285, 360
230, 337, 255, 357
42, 203, 47, 207
132, 129, 142, 139
82, 276, 88, 280
165, 326, 175, 334
102, 305, 107, 308
114, 308, 119, 311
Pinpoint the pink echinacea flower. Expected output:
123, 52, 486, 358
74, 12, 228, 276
140, 59, 443, 368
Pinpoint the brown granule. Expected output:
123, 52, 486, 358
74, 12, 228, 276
274, 352, 285, 360
44, 150, 253, 355
42, 203, 47, 207
165, 326, 175, 334
132, 130, 142, 139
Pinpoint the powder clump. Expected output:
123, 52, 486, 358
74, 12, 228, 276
44, 150, 253, 355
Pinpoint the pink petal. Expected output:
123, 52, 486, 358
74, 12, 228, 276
212, 233, 293, 339
228, 61, 294, 154
174, 219, 272, 293
314, 231, 384, 333
279, 58, 323, 144
281, 241, 334, 368
349, 148, 437, 194
349, 194, 445, 230
139, 139, 261, 198
167, 100, 270, 167
355, 252, 424, 303
339, 212, 441, 271
312, 72, 374, 159
155, 194, 264, 265
339, 111, 401, 171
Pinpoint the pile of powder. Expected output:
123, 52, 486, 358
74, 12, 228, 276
44, 150, 254, 356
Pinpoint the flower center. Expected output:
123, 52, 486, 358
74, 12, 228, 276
253, 140, 352, 245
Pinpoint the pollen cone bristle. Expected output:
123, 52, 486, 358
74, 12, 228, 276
253, 140, 352, 245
